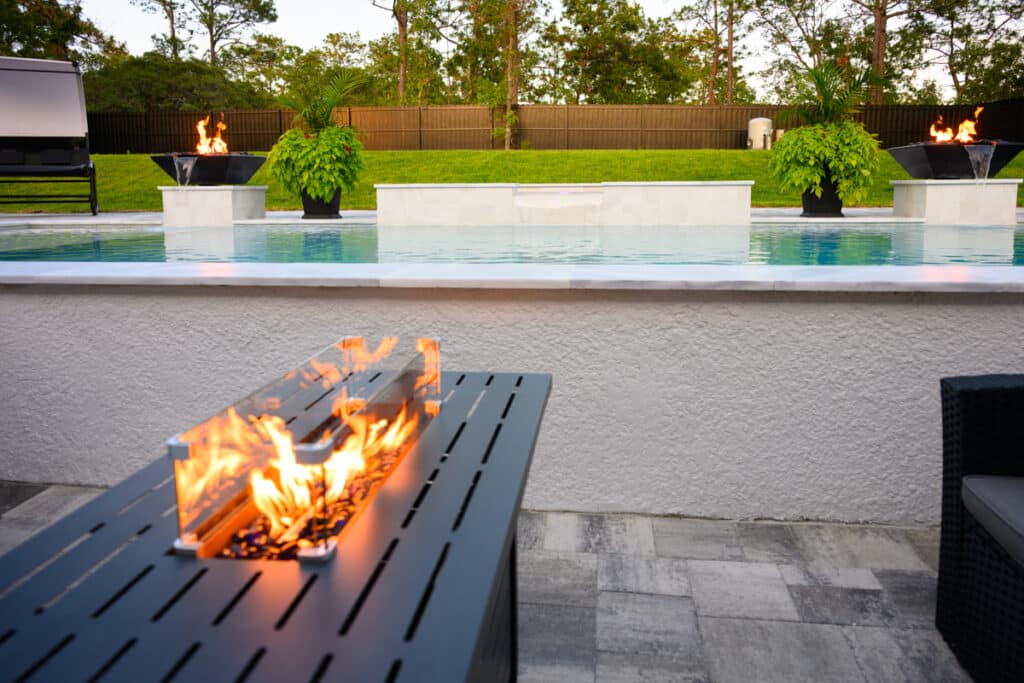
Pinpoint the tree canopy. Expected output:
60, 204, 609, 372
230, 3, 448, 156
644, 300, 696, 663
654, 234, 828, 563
9, 0, 1020, 111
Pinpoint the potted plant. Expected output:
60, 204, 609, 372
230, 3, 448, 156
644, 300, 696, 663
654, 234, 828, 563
769, 61, 881, 217
268, 73, 365, 219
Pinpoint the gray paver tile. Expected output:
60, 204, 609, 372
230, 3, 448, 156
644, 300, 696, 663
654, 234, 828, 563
737, 522, 803, 563
579, 514, 656, 556
3, 485, 104, 526
873, 570, 937, 628
543, 512, 581, 553
843, 626, 970, 682
652, 518, 744, 561
596, 651, 709, 683
903, 527, 941, 574
519, 550, 599, 607
596, 592, 703, 661
779, 564, 883, 590
689, 560, 799, 621
0, 481, 47, 516
789, 586, 896, 627
792, 524, 931, 572
518, 510, 546, 551
597, 555, 691, 597
700, 617, 865, 683
518, 602, 596, 683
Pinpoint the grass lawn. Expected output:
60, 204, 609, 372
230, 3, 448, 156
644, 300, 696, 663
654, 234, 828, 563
2, 149, 1022, 213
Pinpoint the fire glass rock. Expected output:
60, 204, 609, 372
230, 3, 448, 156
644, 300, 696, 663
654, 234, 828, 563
887, 141, 1024, 179
150, 152, 266, 185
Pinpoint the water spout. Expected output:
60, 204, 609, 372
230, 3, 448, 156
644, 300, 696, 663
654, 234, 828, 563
964, 142, 997, 183
172, 155, 199, 186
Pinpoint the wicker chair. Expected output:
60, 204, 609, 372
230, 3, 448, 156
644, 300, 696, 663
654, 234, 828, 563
938, 375, 1024, 683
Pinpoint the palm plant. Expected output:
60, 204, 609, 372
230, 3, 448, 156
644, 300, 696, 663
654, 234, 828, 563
790, 60, 876, 125
276, 71, 365, 132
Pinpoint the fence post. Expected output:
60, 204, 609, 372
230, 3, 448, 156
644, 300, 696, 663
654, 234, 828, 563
564, 105, 569, 150
418, 107, 423, 150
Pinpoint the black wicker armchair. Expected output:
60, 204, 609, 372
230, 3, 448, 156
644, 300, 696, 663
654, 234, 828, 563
938, 375, 1024, 683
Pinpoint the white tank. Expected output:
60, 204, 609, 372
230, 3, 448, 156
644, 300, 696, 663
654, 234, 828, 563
747, 118, 773, 150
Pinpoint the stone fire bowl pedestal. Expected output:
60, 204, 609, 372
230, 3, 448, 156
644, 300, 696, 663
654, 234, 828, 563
158, 185, 267, 226
891, 179, 1022, 225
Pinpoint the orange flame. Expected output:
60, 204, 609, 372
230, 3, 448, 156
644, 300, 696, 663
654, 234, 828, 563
248, 404, 418, 541
930, 107, 984, 143
196, 114, 228, 154
174, 337, 440, 549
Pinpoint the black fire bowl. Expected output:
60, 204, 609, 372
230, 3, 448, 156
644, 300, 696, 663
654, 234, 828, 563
150, 152, 266, 186
887, 141, 1024, 179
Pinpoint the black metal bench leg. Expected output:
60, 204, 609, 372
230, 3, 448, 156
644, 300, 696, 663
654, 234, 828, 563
89, 163, 98, 215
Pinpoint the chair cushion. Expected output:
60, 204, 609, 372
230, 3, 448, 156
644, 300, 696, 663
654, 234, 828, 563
962, 475, 1024, 568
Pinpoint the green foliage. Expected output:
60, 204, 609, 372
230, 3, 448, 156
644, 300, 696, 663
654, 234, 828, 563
82, 53, 269, 110
769, 121, 880, 204
792, 60, 875, 124
276, 71, 365, 132
0, 0, 126, 63
530, 0, 700, 104
267, 126, 365, 202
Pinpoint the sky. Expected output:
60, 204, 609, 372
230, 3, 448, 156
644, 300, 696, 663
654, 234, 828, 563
80, 0, 682, 55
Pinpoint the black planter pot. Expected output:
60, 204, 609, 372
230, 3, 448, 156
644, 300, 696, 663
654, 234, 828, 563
301, 189, 342, 219
801, 173, 843, 218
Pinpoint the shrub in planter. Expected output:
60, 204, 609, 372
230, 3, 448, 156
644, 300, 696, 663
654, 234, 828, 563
268, 72, 365, 218
769, 61, 881, 217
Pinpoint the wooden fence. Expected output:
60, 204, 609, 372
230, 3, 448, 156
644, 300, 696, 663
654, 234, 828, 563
87, 100, 1023, 153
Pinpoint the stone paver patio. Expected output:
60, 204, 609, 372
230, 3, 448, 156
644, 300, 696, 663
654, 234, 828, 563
0, 482, 968, 682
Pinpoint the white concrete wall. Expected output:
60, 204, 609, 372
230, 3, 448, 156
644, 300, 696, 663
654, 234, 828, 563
376, 182, 753, 226
891, 179, 1021, 225
2, 284, 1022, 525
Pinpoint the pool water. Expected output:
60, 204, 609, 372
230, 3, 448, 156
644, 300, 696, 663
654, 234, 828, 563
1, 223, 1022, 266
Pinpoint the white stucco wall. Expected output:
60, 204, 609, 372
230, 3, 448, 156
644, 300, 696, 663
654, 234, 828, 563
2, 284, 1022, 525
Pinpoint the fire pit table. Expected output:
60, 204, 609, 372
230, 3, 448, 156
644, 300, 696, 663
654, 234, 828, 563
0, 339, 550, 683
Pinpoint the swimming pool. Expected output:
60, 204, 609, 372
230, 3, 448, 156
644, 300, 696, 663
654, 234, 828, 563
0, 223, 1022, 265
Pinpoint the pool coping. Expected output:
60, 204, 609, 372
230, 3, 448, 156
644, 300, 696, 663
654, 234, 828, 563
1, 261, 1023, 293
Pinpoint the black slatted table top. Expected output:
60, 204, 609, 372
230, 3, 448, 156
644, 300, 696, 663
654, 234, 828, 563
0, 371, 551, 683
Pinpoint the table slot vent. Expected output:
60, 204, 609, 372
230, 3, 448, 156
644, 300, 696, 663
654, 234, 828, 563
87, 637, 136, 683
151, 567, 207, 622
445, 422, 466, 455
481, 424, 502, 464
212, 571, 262, 626
17, 633, 75, 683
339, 538, 399, 635
404, 543, 450, 641
275, 574, 317, 630
0, 531, 92, 603
235, 647, 266, 683
453, 471, 482, 532
501, 393, 516, 419
0, 629, 14, 648
160, 642, 200, 683
386, 659, 402, 682
309, 653, 332, 683
91, 564, 154, 618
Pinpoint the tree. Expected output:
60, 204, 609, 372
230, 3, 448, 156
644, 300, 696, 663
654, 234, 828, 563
912, 0, 1024, 101
82, 52, 268, 110
187, 0, 277, 65
0, 0, 125, 63
845, 0, 911, 103
754, 0, 847, 101
130, 0, 193, 60
219, 32, 301, 95
533, 0, 699, 104
676, 0, 753, 104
